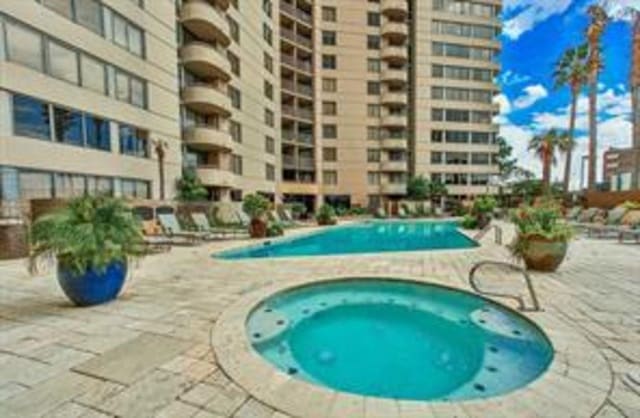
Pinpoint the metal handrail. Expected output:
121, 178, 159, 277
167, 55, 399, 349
473, 223, 502, 245
468, 261, 541, 312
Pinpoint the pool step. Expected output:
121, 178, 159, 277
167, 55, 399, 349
247, 308, 289, 343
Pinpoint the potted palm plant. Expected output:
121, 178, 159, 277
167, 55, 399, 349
242, 194, 270, 238
471, 196, 497, 229
509, 201, 573, 272
29, 196, 143, 306
316, 204, 337, 226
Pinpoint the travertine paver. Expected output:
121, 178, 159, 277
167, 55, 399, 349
0, 221, 637, 417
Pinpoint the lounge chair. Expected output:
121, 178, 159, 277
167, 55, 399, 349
269, 210, 295, 228
157, 213, 206, 243
570, 207, 600, 228
235, 209, 251, 226
398, 207, 408, 219
585, 207, 628, 238
139, 219, 172, 252
375, 207, 388, 219
191, 212, 246, 239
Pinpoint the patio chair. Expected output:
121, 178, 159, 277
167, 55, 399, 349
618, 225, 640, 244
585, 207, 628, 238
569, 207, 600, 228
269, 210, 294, 228
157, 213, 206, 244
137, 219, 172, 252
191, 212, 246, 239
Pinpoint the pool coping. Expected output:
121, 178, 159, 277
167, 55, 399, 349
213, 219, 480, 261
211, 274, 612, 418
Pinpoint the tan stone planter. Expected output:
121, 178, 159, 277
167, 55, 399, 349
521, 235, 568, 272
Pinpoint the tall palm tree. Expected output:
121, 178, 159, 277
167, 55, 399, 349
554, 44, 589, 194
585, 5, 609, 190
529, 129, 569, 191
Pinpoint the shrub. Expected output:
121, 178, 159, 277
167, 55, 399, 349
316, 204, 337, 225
472, 196, 497, 216
288, 202, 307, 219
348, 207, 369, 216
266, 222, 285, 237
176, 170, 208, 202
460, 214, 478, 229
242, 194, 270, 220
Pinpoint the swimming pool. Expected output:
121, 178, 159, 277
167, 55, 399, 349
247, 279, 554, 401
217, 220, 477, 259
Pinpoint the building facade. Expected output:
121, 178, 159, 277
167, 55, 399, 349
0, 0, 502, 208
631, 13, 640, 189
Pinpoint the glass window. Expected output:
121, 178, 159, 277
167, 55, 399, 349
127, 25, 143, 56
13, 95, 51, 140
80, 54, 106, 94
0, 17, 6, 60
55, 173, 86, 197
130, 77, 145, 108
85, 114, 111, 151
53, 107, 84, 146
42, 0, 73, 19
86, 176, 113, 196
119, 125, 149, 158
115, 71, 130, 102
19, 171, 54, 199
75, 0, 103, 34
6, 22, 43, 71
112, 14, 128, 49
47, 40, 78, 84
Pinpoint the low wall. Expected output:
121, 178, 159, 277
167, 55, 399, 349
584, 191, 640, 209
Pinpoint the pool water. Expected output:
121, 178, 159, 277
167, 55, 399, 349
247, 279, 554, 401
218, 221, 477, 259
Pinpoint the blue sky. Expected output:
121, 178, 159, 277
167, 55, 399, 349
497, 0, 639, 188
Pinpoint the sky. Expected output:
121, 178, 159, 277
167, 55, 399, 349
496, 0, 640, 189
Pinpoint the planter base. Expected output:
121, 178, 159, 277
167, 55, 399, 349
58, 262, 127, 306
522, 238, 568, 272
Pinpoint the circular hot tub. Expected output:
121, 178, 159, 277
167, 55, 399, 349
246, 278, 553, 401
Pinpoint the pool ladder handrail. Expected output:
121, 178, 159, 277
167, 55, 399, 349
473, 223, 503, 245
468, 261, 541, 312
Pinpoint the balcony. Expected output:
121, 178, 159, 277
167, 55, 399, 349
380, 160, 408, 172
381, 138, 408, 150
183, 125, 233, 151
381, 91, 407, 105
280, 28, 313, 49
180, 42, 231, 81
381, 0, 408, 18
381, 22, 408, 40
196, 166, 236, 188
182, 84, 232, 116
382, 45, 408, 63
381, 68, 408, 84
380, 183, 407, 195
381, 114, 407, 127
180, 1, 231, 47
282, 155, 315, 170
280, 1, 312, 26
282, 105, 314, 121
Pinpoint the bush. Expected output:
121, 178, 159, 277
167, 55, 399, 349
622, 201, 640, 210
288, 202, 307, 219
348, 207, 369, 216
242, 194, 270, 220
460, 214, 478, 229
266, 222, 284, 237
316, 204, 337, 225
472, 196, 497, 216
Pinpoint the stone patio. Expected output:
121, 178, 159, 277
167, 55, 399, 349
0, 222, 639, 417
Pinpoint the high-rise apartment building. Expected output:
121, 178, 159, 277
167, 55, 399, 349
0, 0, 502, 209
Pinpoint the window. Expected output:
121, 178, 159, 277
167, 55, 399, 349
322, 101, 337, 115
264, 80, 273, 100
229, 86, 241, 109
85, 114, 111, 151
119, 125, 149, 158
471, 153, 490, 165
228, 52, 240, 76
266, 164, 275, 181
367, 12, 381, 26
431, 152, 443, 164
446, 152, 469, 165
6, 21, 43, 71
367, 58, 381, 73
367, 104, 381, 117
112, 13, 128, 49
263, 23, 273, 45
263, 0, 272, 17
127, 25, 143, 57
322, 78, 337, 92
115, 70, 130, 102
323, 147, 337, 162
367, 126, 381, 140
323, 171, 338, 185
367, 81, 380, 95
431, 130, 443, 143
323, 124, 337, 139
121, 179, 150, 199
20, 171, 54, 199
53, 107, 84, 146
322, 6, 336, 22
265, 108, 275, 127
80, 54, 106, 94
322, 54, 336, 69
75, 0, 103, 34
43, 0, 73, 18
367, 149, 380, 162
130, 76, 146, 108
232, 155, 243, 175
230, 121, 242, 143
265, 136, 275, 154
104, 10, 144, 56
367, 35, 380, 50
264, 52, 273, 73
47, 40, 79, 84
228, 17, 240, 43
322, 31, 336, 45
54, 173, 86, 198
13, 95, 51, 140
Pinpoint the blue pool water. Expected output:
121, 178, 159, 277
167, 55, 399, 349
217, 221, 477, 259
247, 279, 553, 401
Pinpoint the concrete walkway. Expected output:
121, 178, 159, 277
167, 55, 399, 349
0, 223, 638, 417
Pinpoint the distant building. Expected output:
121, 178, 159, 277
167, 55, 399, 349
631, 14, 640, 188
603, 147, 640, 191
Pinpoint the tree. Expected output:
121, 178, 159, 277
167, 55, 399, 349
585, 5, 609, 190
406, 176, 430, 201
428, 180, 448, 209
495, 136, 518, 180
152, 139, 168, 200
528, 129, 569, 191
176, 169, 208, 201
554, 44, 589, 193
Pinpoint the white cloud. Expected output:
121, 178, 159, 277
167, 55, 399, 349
498, 70, 532, 87
598, 0, 640, 22
513, 84, 549, 110
503, 0, 573, 39
493, 93, 512, 124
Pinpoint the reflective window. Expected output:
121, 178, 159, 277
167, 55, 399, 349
6, 22, 43, 71
115, 71, 130, 102
19, 171, 54, 199
47, 40, 79, 84
119, 125, 149, 158
42, 0, 73, 19
80, 54, 106, 94
55, 173, 86, 197
128, 25, 143, 56
86, 176, 113, 196
85, 114, 111, 151
130, 77, 145, 107
53, 107, 84, 146
113, 14, 128, 48
75, 0, 103, 34
13, 95, 51, 140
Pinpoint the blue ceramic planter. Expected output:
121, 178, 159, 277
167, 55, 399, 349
57, 261, 127, 306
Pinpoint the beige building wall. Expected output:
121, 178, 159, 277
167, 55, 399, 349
0, 0, 181, 200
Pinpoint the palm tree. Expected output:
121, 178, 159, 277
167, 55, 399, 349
529, 129, 569, 191
585, 5, 609, 190
554, 44, 589, 194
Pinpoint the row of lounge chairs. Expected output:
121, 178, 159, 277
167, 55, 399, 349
567, 206, 640, 243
